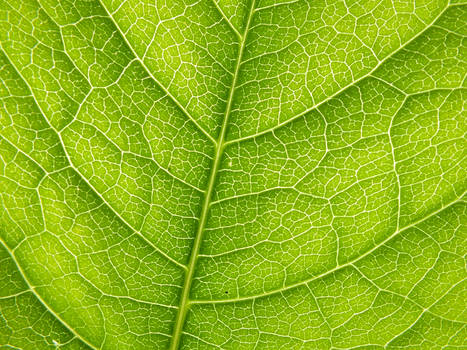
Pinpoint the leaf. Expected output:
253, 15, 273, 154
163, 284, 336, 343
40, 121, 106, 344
0, 0, 465, 349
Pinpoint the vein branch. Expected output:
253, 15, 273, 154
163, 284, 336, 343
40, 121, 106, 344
96, 0, 217, 145
223, 2, 450, 146
0, 239, 99, 350
210, 0, 243, 40
0, 48, 187, 271
190, 189, 466, 305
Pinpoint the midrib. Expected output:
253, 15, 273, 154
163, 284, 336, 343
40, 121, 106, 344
169, 2, 256, 349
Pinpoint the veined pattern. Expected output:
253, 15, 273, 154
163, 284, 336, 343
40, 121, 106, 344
0, 0, 466, 349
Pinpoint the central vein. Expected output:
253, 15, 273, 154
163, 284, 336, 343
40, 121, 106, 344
169, 2, 256, 349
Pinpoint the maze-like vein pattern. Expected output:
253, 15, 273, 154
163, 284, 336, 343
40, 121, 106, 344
0, 0, 466, 349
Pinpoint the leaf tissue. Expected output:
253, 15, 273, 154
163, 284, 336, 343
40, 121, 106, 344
0, 0, 466, 349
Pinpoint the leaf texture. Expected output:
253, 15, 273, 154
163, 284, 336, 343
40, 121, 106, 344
0, 0, 466, 349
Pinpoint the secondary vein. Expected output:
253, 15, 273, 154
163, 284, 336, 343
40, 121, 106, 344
169, 1, 256, 349
96, 0, 217, 146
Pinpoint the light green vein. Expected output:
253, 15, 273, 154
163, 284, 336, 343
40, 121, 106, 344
223, 2, 450, 146
190, 189, 466, 304
0, 48, 187, 271
210, 0, 242, 40
96, 0, 217, 145
169, 1, 256, 349
0, 238, 97, 350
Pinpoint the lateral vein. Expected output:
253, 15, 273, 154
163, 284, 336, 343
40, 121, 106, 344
223, 2, 450, 147
96, 0, 217, 146
190, 189, 467, 305
0, 49, 187, 271
0, 239, 99, 350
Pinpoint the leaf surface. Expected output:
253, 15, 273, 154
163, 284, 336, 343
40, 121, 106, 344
0, 0, 466, 349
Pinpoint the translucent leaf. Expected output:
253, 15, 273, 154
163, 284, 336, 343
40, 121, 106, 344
0, 0, 465, 349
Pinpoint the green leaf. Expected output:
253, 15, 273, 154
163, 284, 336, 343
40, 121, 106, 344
0, 0, 465, 349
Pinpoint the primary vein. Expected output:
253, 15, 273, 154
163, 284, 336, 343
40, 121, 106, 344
169, 1, 256, 349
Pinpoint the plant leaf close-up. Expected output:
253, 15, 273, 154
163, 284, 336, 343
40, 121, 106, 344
0, 0, 466, 349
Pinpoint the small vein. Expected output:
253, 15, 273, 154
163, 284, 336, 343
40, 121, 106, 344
0, 136, 47, 178
388, 96, 407, 232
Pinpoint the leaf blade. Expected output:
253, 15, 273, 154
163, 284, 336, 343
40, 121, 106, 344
0, 0, 465, 349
